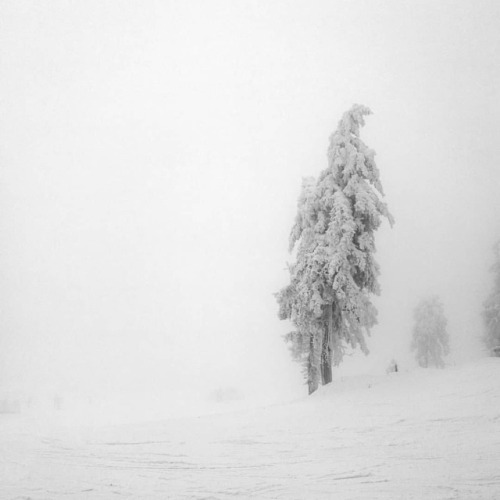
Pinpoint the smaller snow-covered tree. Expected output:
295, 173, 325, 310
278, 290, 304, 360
482, 241, 500, 353
411, 296, 450, 368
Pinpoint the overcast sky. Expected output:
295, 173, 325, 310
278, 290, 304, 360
1, 0, 499, 402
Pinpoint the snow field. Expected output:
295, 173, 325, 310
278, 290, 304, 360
1, 358, 499, 499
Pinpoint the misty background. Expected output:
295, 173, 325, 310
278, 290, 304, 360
0, 0, 499, 412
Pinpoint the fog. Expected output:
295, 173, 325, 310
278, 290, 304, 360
1, 0, 499, 416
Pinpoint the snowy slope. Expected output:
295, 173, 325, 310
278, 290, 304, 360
1, 359, 499, 499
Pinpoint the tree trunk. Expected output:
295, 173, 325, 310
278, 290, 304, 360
308, 333, 319, 395
308, 376, 319, 395
320, 302, 335, 386
321, 356, 332, 385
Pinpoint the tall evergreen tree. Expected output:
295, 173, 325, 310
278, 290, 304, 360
276, 104, 393, 394
411, 296, 450, 368
482, 241, 500, 353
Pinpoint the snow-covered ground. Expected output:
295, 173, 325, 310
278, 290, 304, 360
1, 358, 499, 499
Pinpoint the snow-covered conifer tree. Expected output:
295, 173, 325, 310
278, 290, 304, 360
411, 296, 450, 368
482, 241, 500, 353
276, 104, 393, 394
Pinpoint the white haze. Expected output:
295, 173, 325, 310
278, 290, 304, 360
0, 0, 499, 415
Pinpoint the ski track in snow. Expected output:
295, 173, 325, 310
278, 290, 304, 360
1, 359, 500, 499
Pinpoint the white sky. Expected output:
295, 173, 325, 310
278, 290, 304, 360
1, 0, 499, 401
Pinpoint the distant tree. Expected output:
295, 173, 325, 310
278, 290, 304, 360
411, 296, 450, 368
482, 241, 500, 353
276, 104, 393, 394
386, 358, 398, 373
